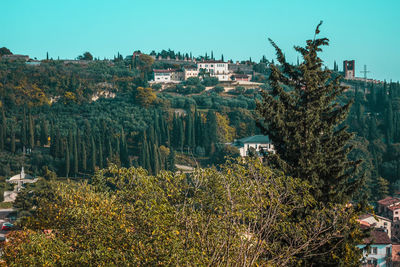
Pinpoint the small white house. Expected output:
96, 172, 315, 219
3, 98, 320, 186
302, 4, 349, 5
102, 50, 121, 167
231, 135, 274, 157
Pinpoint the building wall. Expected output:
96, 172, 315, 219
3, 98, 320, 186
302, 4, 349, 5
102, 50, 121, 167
362, 217, 391, 238
154, 72, 171, 82
358, 244, 391, 267
198, 62, 229, 81
184, 69, 199, 80
239, 143, 274, 157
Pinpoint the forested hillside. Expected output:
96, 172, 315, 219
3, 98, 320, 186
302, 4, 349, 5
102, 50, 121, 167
0, 58, 259, 183
1, 55, 400, 204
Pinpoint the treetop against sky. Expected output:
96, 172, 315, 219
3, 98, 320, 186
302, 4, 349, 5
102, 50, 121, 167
2, 0, 399, 81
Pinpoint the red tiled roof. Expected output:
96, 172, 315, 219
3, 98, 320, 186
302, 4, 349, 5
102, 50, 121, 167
153, 69, 178, 73
199, 60, 226, 64
388, 204, 400, 211
378, 196, 400, 206
364, 229, 391, 244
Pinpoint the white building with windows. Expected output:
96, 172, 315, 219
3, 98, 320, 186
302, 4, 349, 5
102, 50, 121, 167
184, 66, 199, 80
231, 135, 274, 157
153, 69, 183, 83
197, 60, 230, 81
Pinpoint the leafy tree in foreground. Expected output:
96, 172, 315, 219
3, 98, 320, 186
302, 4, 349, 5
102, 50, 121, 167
256, 22, 362, 204
256, 22, 366, 265
2, 159, 362, 266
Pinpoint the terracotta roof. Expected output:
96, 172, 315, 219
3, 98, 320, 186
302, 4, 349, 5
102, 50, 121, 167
199, 60, 226, 64
388, 204, 400, 211
153, 69, 178, 73
378, 196, 400, 207
364, 229, 391, 244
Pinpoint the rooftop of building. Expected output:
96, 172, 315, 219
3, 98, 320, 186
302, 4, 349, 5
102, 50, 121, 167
363, 228, 391, 245
153, 69, 179, 73
236, 135, 271, 144
378, 196, 400, 207
199, 60, 226, 64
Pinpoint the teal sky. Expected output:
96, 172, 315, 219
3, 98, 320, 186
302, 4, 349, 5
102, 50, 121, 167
2, 0, 399, 81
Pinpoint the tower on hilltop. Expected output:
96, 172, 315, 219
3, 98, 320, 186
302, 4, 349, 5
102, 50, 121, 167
343, 60, 355, 79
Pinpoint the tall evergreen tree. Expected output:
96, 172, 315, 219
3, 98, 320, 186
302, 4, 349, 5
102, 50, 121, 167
22, 109, 27, 148
39, 119, 48, 146
73, 134, 78, 176
65, 140, 70, 178
11, 129, 15, 154
255, 23, 365, 265
28, 113, 34, 149
91, 136, 96, 172
256, 23, 361, 204
82, 142, 87, 173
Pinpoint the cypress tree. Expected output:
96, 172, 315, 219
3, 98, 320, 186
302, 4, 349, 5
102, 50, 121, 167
82, 142, 87, 173
0, 127, 3, 151
28, 112, 34, 149
99, 139, 104, 169
91, 136, 96, 172
185, 110, 194, 150
11, 129, 15, 154
65, 140, 70, 178
22, 109, 27, 148
40, 119, 48, 146
120, 129, 129, 167
255, 22, 364, 265
167, 148, 176, 172
73, 134, 78, 176
386, 102, 394, 144
1, 108, 6, 147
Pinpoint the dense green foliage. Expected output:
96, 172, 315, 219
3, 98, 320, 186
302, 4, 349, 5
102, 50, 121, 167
3, 159, 362, 266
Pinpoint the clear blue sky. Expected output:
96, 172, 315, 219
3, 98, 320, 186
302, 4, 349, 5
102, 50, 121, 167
2, 0, 399, 81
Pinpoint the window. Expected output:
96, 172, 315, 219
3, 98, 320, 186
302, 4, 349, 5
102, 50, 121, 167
387, 247, 391, 256
384, 222, 388, 226
372, 247, 377, 254
396, 211, 398, 214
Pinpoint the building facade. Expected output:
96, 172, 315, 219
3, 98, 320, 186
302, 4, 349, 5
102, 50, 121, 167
197, 60, 230, 81
343, 60, 355, 79
231, 135, 274, 157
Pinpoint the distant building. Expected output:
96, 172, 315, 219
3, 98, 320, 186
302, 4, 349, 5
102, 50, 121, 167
198, 60, 230, 81
343, 60, 355, 79
228, 62, 254, 74
184, 66, 199, 80
358, 228, 392, 267
1, 54, 29, 61
6, 167, 38, 192
377, 197, 400, 221
231, 135, 274, 157
232, 74, 251, 81
359, 214, 392, 238
153, 69, 182, 83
